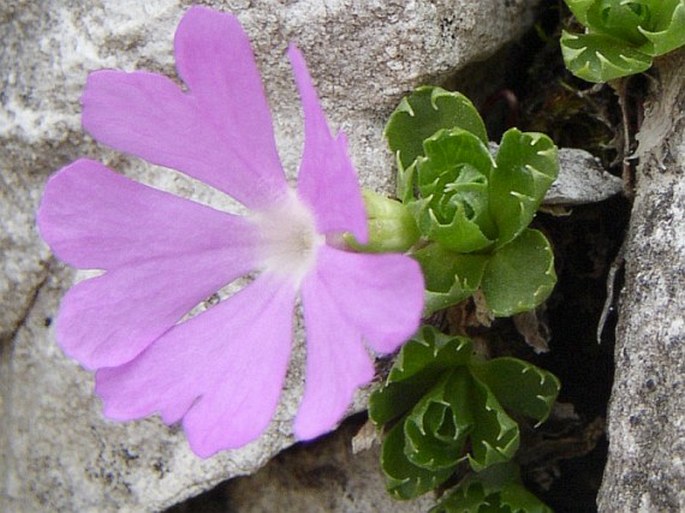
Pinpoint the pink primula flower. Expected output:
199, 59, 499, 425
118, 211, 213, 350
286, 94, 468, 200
37, 6, 424, 457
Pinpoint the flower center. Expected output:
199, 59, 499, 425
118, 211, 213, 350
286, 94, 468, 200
251, 189, 323, 284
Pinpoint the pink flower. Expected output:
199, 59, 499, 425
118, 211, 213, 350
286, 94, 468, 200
37, 6, 424, 457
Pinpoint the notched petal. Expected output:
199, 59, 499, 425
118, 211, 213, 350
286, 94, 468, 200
96, 274, 297, 457
289, 45, 368, 243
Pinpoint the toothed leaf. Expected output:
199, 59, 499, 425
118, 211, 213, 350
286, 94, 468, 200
386, 86, 488, 170
385, 86, 487, 200
403, 370, 473, 470
413, 243, 488, 315
561, 30, 652, 82
410, 128, 497, 253
564, 0, 595, 25
430, 462, 553, 513
561, 0, 685, 82
471, 358, 561, 424
382, 420, 456, 500
585, 0, 651, 46
466, 376, 520, 472
372, 327, 562, 500
491, 129, 558, 247
369, 327, 474, 425
637, 0, 685, 56
481, 229, 557, 317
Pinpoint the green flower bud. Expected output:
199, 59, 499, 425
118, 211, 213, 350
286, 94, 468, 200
344, 189, 420, 253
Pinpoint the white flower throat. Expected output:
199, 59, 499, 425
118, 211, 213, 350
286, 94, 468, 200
251, 189, 324, 283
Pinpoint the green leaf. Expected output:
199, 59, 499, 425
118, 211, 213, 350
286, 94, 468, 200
412, 243, 489, 315
403, 371, 472, 471
430, 463, 553, 513
481, 229, 557, 317
382, 420, 456, 500
423, 286, 476, 318
564, 0, 595, 25
398, 366, 520, 475
397, 159, 418, 203
388, 327, 474, 382
585, 0, 651, 46
498, 482, 554, 513
560, 29, 653, 82
386, 86, 488, 171
638, 0, 685, 56
491, 129, 558, 247
410, 128, 497, 252
369, 327, 474, 425
471, 358, 561, 425
467, 377, 520, 472
410, 197, 494, 254
430, 481, 488, 513
417, 129, 496, 192
373, 327, 562, 502
562, 0, 685, 82
378, 365, 520, 498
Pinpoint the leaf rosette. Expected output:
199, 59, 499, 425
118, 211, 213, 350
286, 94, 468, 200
385, 87, 559, 316
369, 326, 561, 500
430, 462, 553, 513
561, 0, 685, 82
410, 128, 497, 254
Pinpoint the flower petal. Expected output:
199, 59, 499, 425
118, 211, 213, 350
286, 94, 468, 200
288, 45, 368, 243
37, 158, 259, 270
294, 268, 375, 440
174, 7, 287, 206
81, 8, 288, 209
312, 245, 424, 354
96, 273, 297, 457
57, 247, 256, 370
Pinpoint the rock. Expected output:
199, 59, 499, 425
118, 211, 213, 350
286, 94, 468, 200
598, 50, 685, 512
1, 1, 542, 512
488, 143, 625, 207
0, 159, 52, 343
544, 148, 624, 206
170, 418, 436, 513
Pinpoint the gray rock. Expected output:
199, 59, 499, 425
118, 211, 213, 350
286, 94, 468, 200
544, 148, 624, 205
488, 143, 624, 206
218, 419, 436, 513
1, 1, 542, 512
598, 50, 685, 512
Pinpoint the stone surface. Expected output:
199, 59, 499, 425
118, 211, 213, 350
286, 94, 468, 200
1, 2, 543, 512
486, 143, 624, 207
544, 148, 624, 206
191, 418, 436, 513
598, 50, 685, 512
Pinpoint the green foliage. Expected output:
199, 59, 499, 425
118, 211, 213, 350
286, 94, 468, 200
344, 189, 420, 253
430, 462, 554, 513
491, 130, 558, 248
480, 229, 557, 317
369, 326, 561, 501
561, 0, 685, 82
378, 87, 561, 510
410, 128, 497, 253
375, 46, 564, 513
386, 86, 489, 169
470, 357, 559, 426
385, 87, 559, 316
385, 87, 488, 203
412, 245, 488, 315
